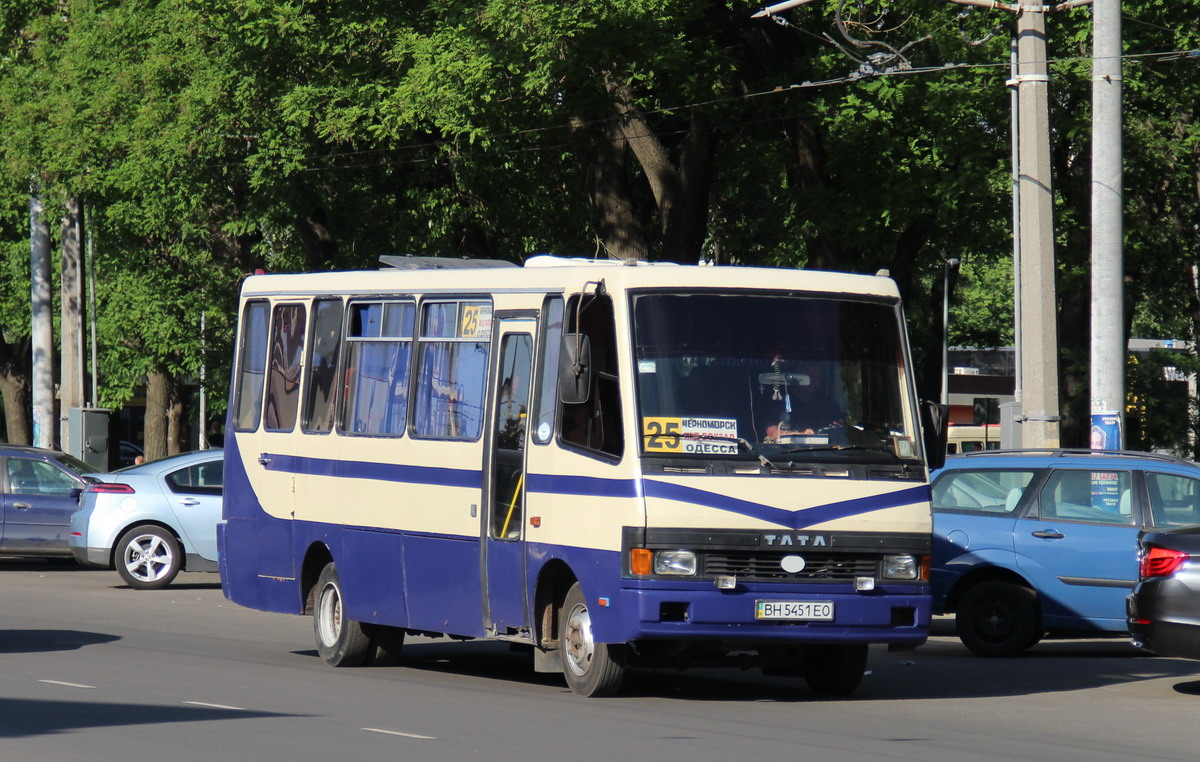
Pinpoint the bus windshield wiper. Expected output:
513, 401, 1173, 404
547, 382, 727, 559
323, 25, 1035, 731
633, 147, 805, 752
736, 437, 784, 471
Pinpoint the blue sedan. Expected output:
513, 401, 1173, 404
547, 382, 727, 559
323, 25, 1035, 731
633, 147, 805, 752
70, 449, 223, 589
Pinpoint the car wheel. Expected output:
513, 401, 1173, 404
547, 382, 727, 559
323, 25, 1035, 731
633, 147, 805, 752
559, 582, 626, 697
115, 525, 181, 590
801, 643, 869, 696
956, 581, 1041, 657
314, 563, 372, 667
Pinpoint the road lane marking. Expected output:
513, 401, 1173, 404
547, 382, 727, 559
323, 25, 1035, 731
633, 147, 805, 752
38, 680, 95, 689
183, 701, 247, 711
362, 728, 436, 740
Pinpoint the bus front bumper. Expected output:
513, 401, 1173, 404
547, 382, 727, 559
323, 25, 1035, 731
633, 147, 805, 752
601, 583, 931, 645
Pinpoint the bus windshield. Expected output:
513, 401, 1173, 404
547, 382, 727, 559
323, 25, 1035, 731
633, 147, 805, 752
632, 291, 918, 464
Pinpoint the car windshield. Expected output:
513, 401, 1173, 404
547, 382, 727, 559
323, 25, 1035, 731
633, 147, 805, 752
57, 452, 94, 476
632, 291, 919, 465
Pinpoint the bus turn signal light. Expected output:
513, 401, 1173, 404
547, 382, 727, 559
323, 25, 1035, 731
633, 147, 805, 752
631, 548, 652, 576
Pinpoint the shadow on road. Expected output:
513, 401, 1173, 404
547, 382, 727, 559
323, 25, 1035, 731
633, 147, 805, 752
0, 698, 298, 738
0, 629, 119, 654
0, 558, 94, 572
111, 581, 223, 591
294, 633, 1200, 702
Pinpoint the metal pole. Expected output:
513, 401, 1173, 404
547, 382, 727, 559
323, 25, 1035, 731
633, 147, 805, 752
1090, 0, 1123, 448
30, 183, 55, 449
86, 206, 99, 407
942, 258, 960, 406
1015, 5, 1061, 448
199, 312, 208, 450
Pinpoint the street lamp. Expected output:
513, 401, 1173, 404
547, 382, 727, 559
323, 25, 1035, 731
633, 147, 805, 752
750, 0, 820, 18
942, 258, 960, 407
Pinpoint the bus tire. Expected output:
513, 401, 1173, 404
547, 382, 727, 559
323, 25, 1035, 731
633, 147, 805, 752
955, 581, 1041, 657
314, 563, 371, 667
559, 582, 626, 697
802, 643, 869, 696
115, 525, 181, 590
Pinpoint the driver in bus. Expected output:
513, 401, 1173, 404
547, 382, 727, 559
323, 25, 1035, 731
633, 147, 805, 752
764, 355, 845, 442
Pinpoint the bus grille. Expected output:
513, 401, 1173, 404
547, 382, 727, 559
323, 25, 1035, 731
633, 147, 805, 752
703, 551, 878, 582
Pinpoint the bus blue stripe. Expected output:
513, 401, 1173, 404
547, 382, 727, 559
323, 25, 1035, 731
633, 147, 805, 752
258, 453, 927, 528
262, 453, 482, 489
524, 472, 642, 498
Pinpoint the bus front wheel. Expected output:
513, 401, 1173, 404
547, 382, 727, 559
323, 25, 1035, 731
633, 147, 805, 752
314, 563, 371, 667
559, 582, 626, 697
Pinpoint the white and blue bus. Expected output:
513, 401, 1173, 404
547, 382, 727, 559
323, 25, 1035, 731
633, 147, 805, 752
220, 255, 944, 696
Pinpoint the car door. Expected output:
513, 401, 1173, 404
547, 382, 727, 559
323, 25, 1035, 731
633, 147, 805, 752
931, 468, 1037, 607
160, 457, 223, 562
1013, 468, 1138, 630
1, 456, 86, 554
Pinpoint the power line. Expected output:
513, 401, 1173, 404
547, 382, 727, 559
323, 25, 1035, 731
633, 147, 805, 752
196, 46, 1198, 176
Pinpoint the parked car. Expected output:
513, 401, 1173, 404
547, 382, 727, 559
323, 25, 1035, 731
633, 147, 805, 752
1128, 526, 1200, 659
116, 440, 144, 468
931, 448, 1200, 657
70, 449, 223, 589
1, 445, 94, 559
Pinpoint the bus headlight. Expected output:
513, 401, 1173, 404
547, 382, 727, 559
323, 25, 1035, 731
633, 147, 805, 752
654, 550, 698, 576
881, 554, 918, 580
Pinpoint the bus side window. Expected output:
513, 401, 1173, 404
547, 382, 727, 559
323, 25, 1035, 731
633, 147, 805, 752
531, 296, 564, 446
560, 292, 623, 458
302, 298, 344, 434
412, 300, 491, 440
232, 300, 270, 432
264, 303, 307, 432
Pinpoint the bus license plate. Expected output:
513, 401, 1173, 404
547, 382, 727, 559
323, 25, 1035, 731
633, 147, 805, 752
755, 600, 834, 621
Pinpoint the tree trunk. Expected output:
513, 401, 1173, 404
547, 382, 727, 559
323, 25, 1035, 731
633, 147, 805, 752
296, 207, 338, 272
790, 116, 845, 271
166, 380, 183, 456
575, 117, 650, 261
611, 85, 714, 264
144, 371, 170, 461
0, 364, 31, 446
60, 196, 85, 452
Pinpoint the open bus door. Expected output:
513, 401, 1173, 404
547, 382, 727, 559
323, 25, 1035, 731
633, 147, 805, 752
483, 319, 536, 636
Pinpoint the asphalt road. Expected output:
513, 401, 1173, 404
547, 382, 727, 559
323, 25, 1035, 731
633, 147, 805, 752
2, 558, 1200, 762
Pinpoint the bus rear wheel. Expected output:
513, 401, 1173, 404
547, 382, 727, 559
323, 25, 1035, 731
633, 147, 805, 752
559, 582, 626, 697
314, 563, 371, 667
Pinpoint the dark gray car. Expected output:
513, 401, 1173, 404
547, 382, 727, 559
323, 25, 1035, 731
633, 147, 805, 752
1129, 526, 1200, 659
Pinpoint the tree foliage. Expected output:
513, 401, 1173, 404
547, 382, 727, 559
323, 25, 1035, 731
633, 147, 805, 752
0, 0, 1198, 450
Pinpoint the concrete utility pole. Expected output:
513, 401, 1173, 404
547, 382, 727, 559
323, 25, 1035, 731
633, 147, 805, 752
1013, 4, 1062, 449
30, 184, 55, 449
1090, 0, 1124, 448
60, 197, 85, 454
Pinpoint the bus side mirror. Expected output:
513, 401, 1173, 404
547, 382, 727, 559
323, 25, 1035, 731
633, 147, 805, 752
558, 332, 592, 405
920, 401, 949, 471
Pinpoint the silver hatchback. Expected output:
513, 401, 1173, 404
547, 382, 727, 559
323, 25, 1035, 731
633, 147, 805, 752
70, 449, 223, 589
